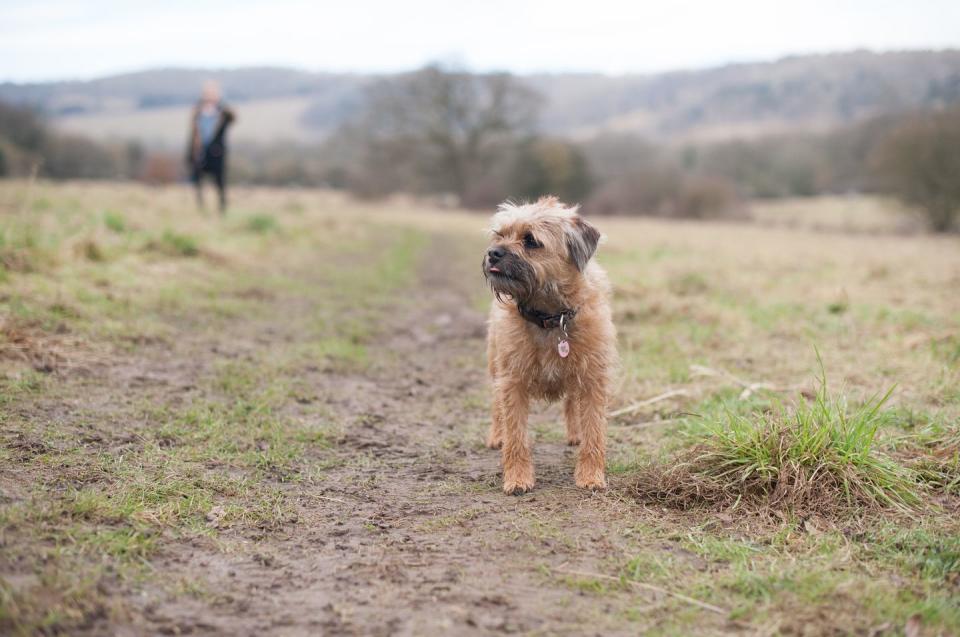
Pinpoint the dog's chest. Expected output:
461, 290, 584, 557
525, 332, 574, 400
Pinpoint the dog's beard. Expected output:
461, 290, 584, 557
483, 254, 538, 304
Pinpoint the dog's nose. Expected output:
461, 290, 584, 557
487, 247, 505, 262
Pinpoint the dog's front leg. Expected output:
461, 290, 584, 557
497, 378, 534, 494
574, 382, 607, 490
564, 393, 581, 446
486, 398, 504, 449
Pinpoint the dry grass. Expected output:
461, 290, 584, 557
55, 96, 324, 147
900, 426, 960, 495
0, 180, 425, 634
2, 182, 959, 635
749, 195, 920, 234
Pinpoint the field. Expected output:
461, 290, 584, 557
55, 97, 326, 149
1, 181, 958, 635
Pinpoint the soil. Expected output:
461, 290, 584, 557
4, 232, 733, 636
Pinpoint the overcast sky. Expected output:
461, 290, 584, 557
2, 0, 958, 82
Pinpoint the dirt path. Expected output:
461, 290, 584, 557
121, 233, 665, 636
2, 223, 734, 636
6, 185, 960, 636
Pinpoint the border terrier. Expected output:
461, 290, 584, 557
483, 196, 616, 494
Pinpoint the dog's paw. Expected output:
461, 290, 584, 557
574, 467, 607, 490
503, 467, 535, 495
485, 437, 503, 450
503, 479, 535, 495
566, 435, 581, 446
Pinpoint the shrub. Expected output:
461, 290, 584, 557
42, 134, 119, 179
140, 154, 180, 186
585, 166, 740, 219
871, 105, 960, 232
508, 139, 592, 204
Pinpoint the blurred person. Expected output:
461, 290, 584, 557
186, 81, 235, 213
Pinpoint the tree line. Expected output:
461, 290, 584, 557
1, 66, 958, 232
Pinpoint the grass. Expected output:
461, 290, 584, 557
632, 359, 921, 515
899, 424, 960, 494
243, 213, 279, 234
0, 181, 427, 633
153, 229, 200, 257
102, 211, 126, 233
1, 182, 959, 636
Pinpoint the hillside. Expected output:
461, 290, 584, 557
1, 50, 958, 148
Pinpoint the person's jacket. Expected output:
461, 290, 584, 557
186, 102, 236, 170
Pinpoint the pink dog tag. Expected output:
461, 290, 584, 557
557, 339, 570, 358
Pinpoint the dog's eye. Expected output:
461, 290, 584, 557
523, 233, 541, 249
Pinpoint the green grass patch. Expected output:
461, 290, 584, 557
243, 213, 279, 234
148, 230, 200, 257
631, 359, 919, 515
102, 211, 127, 233
0, 223, 45, 273
931, 334, 960, 366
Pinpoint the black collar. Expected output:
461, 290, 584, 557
516, 303, 577, 330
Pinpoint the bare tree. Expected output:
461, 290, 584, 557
341, 65, 541, 206
871, 105, 960, 232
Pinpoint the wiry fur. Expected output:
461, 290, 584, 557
483, 196, 617, 494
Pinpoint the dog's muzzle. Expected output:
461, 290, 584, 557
486, 246, 507, 276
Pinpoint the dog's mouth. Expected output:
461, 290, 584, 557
483, 253, 536, 302
487, 267, 518, 282
485, 261, 511, 278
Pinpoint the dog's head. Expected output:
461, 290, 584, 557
483, 196, 601, 303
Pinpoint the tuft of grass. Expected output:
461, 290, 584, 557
930, 334, 960, 367
147, 230, 200, 257
826, 300, 849, 315
243, 213, 279, 234
74, 239, 105, 262
632, 360, 919, 515
0, 224, 44, 273
667, 271, 710, 297
102, 211, 127, 233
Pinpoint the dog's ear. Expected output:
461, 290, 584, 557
566, 216, 601, 271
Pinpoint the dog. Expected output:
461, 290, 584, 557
483, 196, 616, 494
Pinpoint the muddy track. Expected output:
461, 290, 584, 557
18, 230, 729, 635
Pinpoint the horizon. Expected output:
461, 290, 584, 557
2, 0, 959, 83
4, 46, 959, 87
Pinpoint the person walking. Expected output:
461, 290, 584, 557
186, 81, 235, 213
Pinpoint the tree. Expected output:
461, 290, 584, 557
339, 65, 541, 206
0, 101, 47, 153
509, 139, 592, 204
0, 99, 122, 179
871, 106, 960, 232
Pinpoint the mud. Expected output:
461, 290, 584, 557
3, 232, 732, 636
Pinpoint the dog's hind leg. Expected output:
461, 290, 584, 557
498, 378, 534, 494
564, 393, 581, 445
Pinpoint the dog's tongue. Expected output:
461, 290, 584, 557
489, 266, 500, 273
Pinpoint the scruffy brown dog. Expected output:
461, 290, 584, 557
483, 196, 616, 494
